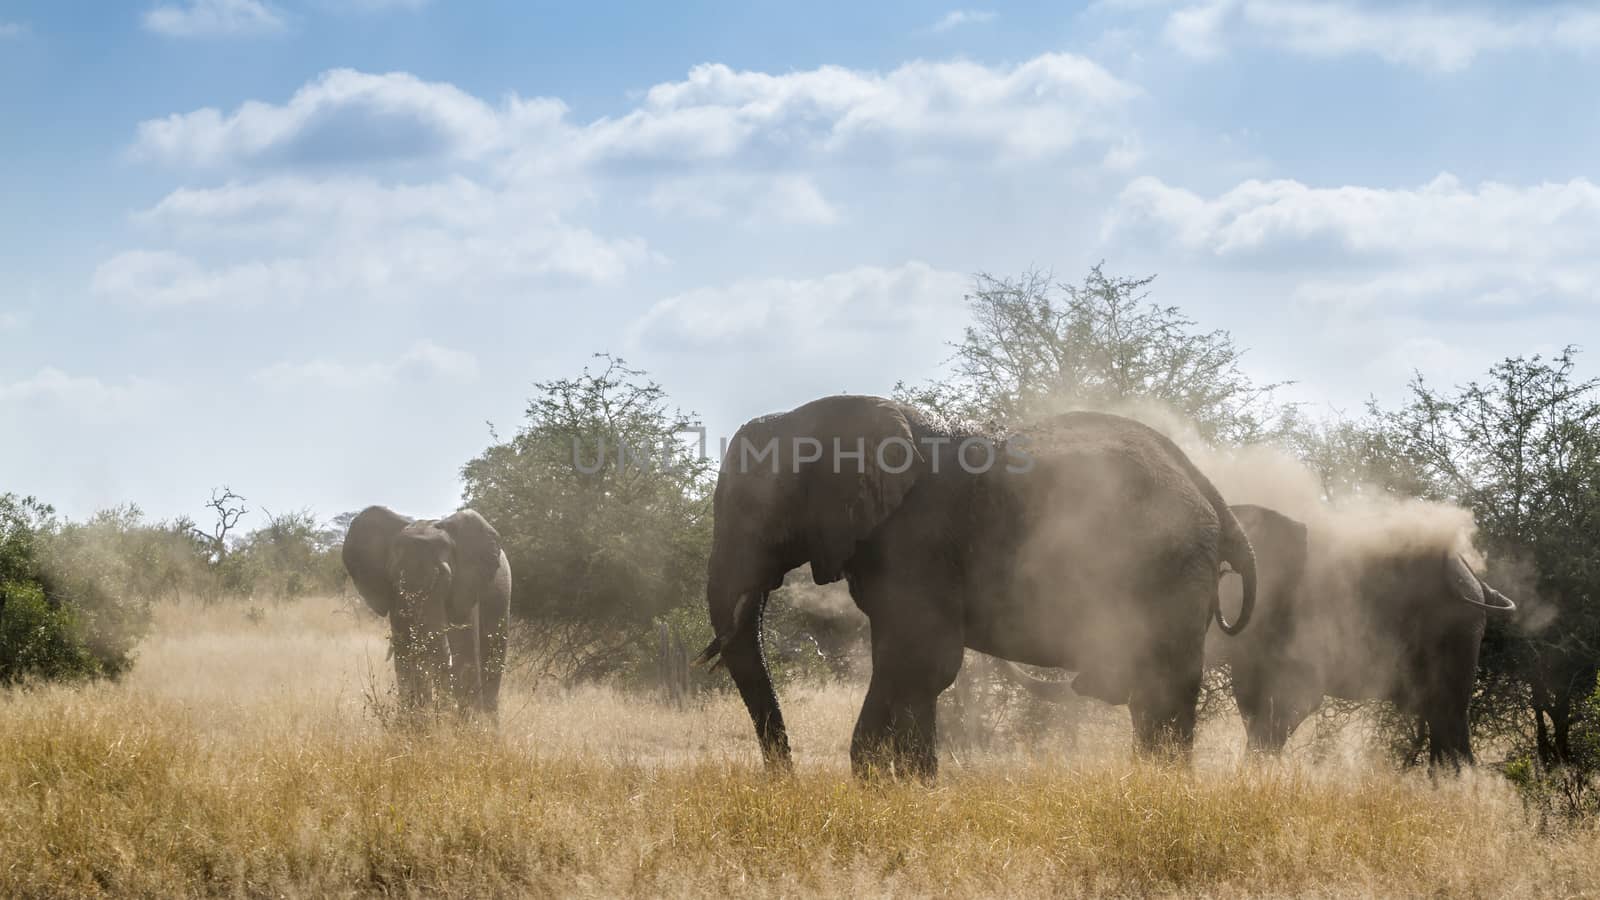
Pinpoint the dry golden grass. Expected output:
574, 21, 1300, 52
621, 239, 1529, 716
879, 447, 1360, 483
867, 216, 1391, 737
1, 597, 1595, 898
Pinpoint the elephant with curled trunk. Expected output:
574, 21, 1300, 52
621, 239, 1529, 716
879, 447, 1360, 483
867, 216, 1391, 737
696, 396, 1257, 778
1204, 504, 1515, 767
342, 506, 511, 717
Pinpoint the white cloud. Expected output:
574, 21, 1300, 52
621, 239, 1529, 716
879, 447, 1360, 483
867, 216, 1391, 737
94, 176, 648, 307
328, 0, 429, 10
0, 369, 166, 423
0, 22, 27, 38
575, 55, 1138, 167
1107, 173, 1600, 311
1110, 173, 1600, 259
928, 9, 997, 33
133, 174, 588, 239
632, 261, 966, 351
0, 311, 22, 331
104, 56, 1140, 309
255, 341, 479, 390
1147, 1, 1600, 72
1161, 0, 1232, 59
143, 0, 286, 38
133, 56, 1138, 172
645, 174, 840, 226
132, 69, 563, 168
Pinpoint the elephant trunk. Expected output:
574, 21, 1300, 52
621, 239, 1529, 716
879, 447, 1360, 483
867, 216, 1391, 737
1214, 507, 1256, 635
446, 604, 485, 714
1156, 439, 1255, 635
696, 556, 791, 769
390, 614, 433, 708
390, 595, 453, 711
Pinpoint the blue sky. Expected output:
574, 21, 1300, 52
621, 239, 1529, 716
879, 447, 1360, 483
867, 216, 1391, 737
1, 0, 1596, 524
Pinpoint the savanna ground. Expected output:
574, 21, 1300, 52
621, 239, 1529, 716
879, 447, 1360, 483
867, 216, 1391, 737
2, 597, 1596, 898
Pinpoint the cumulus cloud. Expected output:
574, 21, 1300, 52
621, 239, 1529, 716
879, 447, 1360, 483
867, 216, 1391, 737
572, 55, 1138, 168
645, 174, 840, 226
1110, 173, 1600, 259
632, 261, 966, 352
94, 176, 648, 307
132, 56, 1138, 172
255, 341, 479, 390
1144, 1, 1600, 72
1107, 173, 1600, 310
132, 69, 564, 169
143, 0, 286, 38
0, 369, 166, 423
328, 0, 429, 10
928, 9, 997, 32
104, 55, 1141, 309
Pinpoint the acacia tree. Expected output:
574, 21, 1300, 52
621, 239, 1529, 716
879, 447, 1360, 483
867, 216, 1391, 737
460, 355, 714, 683
1279, 410, 1440, 503
897, 264, 1286, 443
231, 509, 345, 602
1379, 348, 1600, 767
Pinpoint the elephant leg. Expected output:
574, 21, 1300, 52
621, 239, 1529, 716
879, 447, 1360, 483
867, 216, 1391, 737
1131, 667, 1202, 760
1232, 669, 1284, 754
850, 585, 963, 781
1129, 621, 1204, 760
889, 695, 940, 782
852, 679, 948, 781
1235, 665, 1316, 755
851, 678, 895, 779
1426, 696, 1473, 771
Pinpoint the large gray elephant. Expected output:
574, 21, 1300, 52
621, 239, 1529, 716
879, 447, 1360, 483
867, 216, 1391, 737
342, 505, 511, 717
1204, 504, 1515, 767
695, 396, 1256, 778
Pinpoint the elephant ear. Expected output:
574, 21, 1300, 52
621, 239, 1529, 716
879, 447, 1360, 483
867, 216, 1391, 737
342, 505, 412, 617
437, 508, 505, 596
794, 396, 926, 584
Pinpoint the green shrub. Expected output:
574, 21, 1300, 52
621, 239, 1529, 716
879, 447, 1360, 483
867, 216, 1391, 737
0, 494, 147, 684
0, 583, 106, 684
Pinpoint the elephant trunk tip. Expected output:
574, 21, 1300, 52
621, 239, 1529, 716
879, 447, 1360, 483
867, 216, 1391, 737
697, 590, 761, 672
693, 635, 726, 671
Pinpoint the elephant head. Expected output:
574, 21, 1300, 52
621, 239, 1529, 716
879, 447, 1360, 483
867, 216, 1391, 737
1217, 503, 1517, 765
342, 505, 506, 711
695, 395, 930, 767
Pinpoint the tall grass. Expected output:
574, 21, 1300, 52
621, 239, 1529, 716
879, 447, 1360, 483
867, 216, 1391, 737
0, 597, 1594, 897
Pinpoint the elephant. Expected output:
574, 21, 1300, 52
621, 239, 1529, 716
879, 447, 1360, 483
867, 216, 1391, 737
1203, 503, 1515, 767
695, 395, 1257, 778
342, 505, 512, 717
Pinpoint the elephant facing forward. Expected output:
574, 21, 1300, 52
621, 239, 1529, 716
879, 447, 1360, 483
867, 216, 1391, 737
696, 396, 1256, 778
343, 506, 511, 717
